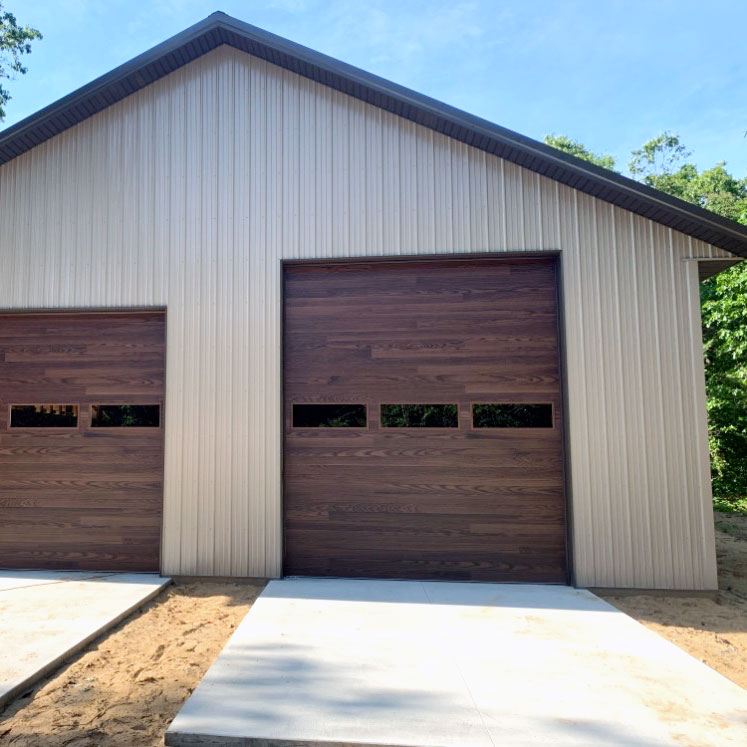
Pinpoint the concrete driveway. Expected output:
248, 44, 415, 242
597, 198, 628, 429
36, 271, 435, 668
167, 578, 747, 746
0, 571, 170, 710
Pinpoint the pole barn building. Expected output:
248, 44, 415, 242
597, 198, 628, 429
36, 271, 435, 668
0, 13, 745, 590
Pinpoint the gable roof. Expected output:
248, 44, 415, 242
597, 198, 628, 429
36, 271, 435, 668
1, 12, 746, 260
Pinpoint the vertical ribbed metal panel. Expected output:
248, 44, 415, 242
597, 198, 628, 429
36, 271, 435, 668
0, 46, 733, 587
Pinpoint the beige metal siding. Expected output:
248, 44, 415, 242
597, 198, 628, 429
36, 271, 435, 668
0, 46, 734, 587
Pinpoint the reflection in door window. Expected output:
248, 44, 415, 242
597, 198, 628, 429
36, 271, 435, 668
10, 405, 79, 428
380, 404, 458, 428
472, 404, 553, 428
292, 404, 366, 428
91, 404, 161, 427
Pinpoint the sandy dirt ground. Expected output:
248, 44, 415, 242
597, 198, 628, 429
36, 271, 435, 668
0, 515, 745, 745
0, 580, 264, 746
600, 511, 747, 690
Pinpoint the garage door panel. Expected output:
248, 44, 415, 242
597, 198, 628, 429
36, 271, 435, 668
283, 447, 564, 468
285, 295, 558, 318
285, 553, 567, 583
286, 537, 566, 563
288, 427, 562, 443
0, 437, 163, 462
284, 460, 564, 478
0, 524, 160, 545
1, 545, 159, 572
0, 455, 163, 474
285, 495, 566, 521
286, 429, 561, 448
369, 341, 560, 359
0, 453, 163, 467
286, 315, 558, 337
287, 516, 566, 542
285, 545, 567, 563
0, 448, 162, 470
287, 369, 561, 392
1, 527, 162, 544
285, 464, 564, 484
0, 312, 165, 571
284, 258, 567, 582
0, 505, 160, 524
284, 476, 565, 499
290, 332, 560, 355
285, 261, 549, 292
285, 507, 567, 528
1, 346, 164, 364
0, 497, 163, 512
3, 347, 164, 363
0, 474, 163, 491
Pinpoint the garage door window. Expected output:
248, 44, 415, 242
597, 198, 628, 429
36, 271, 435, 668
380, 404, 458, 428
9, 404, 78, 428
292, 404, 366, 428
91, 404, 161, 428
472, 404, 553, 428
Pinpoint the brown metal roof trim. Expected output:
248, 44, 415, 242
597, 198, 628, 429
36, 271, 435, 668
1, 12, 746, 259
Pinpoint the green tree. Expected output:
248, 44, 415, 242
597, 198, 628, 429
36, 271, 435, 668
628, 133, 747, 223
546, 131, 747, 506
628, 131, 691, 181
0, 3, 41, 122
543, 134, 617, 172
701, 265, 747, 498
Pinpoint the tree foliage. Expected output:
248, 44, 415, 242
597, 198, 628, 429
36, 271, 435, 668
701, 262, 747, 498
546, 131, 747, 503
0, 3, 41, 122
543, 134, 617, 171
628, 132, 691, 180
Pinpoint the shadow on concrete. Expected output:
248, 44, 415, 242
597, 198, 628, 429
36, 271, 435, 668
167, 638, 685, 747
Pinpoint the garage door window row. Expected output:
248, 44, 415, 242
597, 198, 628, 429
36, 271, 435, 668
292, 403, 553, 429
9, 403, 161, 428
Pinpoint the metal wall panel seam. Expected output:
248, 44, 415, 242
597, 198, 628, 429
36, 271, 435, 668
266, 63, 283, 577
569, 188, 593, 585
632, 216, 667, 587
660, 225, 694, 586
668, 229, 700, 585
685, 258, 718, 587
623, 212, 653, 586
589, 195, 615, 585
648, 221, 679, 587
628, 213, 650, 583
608, 205, 635, 584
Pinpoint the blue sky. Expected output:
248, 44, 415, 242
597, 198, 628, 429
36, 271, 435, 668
4, 1, 745, 175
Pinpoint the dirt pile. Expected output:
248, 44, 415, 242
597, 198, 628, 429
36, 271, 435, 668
0, 580, 263, 746
601, 512, 747, 689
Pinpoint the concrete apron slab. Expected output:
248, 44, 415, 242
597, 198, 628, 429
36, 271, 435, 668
166, 578, 747, 747
0, 571, 170, 710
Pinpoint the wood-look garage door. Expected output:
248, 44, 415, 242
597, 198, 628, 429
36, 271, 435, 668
0, 311, 165, 571
283, 257, 567, 583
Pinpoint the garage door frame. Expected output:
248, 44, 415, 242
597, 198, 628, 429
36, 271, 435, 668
280, 251, 574, 584
0, 306, 168, 573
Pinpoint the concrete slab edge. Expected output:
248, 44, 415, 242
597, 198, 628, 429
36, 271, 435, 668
0, 576, 172, 712
0, 572, 120, 593
165, 733, 413, 747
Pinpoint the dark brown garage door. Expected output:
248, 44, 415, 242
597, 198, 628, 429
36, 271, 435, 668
0, 311, 165, 571
283, 257, 567, 583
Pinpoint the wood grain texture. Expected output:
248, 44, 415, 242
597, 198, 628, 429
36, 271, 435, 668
0, 312, 165, 571
283, 258, 567, 582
